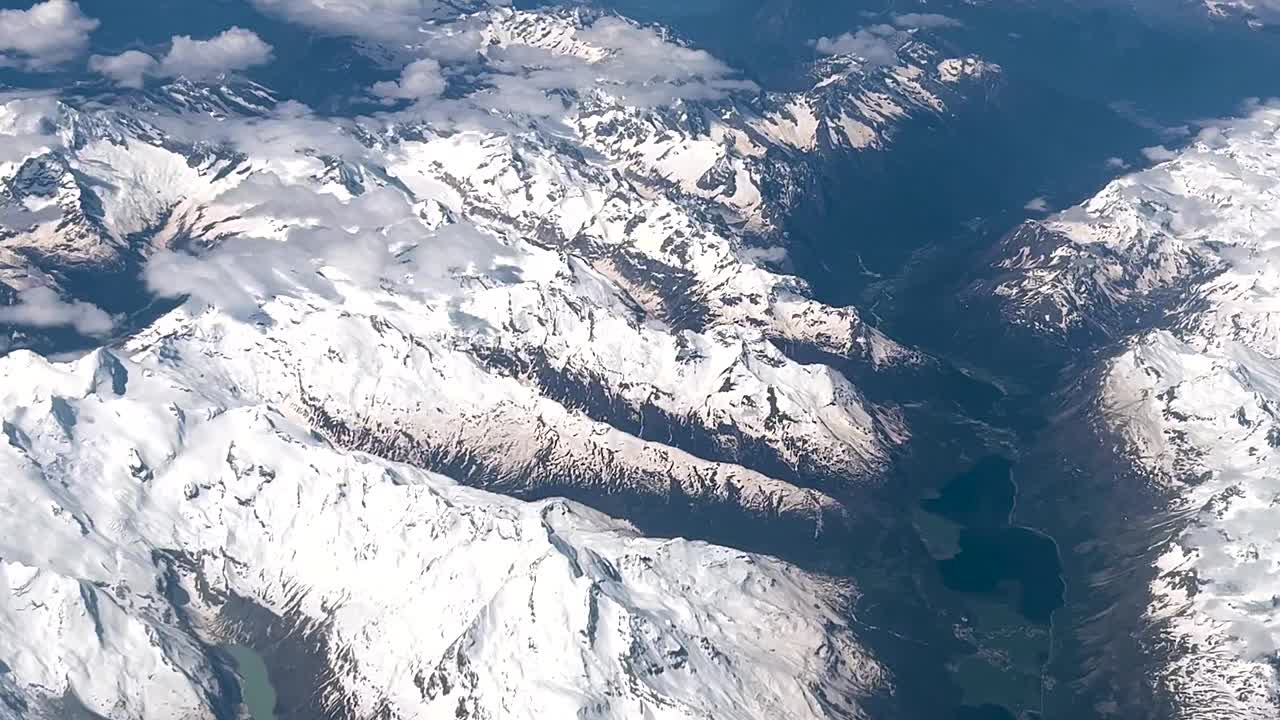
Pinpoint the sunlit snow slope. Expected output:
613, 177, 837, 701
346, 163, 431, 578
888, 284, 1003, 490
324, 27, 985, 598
0, 347, 887, 719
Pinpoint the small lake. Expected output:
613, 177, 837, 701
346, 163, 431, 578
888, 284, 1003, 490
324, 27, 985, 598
225, 645, 279, 720
922, 457, 1018, 530
915, 456, 1064, 718
938, 526, 1064, 624
923, 456, 1065, 625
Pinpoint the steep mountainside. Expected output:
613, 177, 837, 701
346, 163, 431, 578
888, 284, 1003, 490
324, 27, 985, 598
984, 101, 1280, 719
2, 89, 890, 537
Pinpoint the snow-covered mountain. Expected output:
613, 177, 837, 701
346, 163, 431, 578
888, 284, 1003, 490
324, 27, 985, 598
983, 101, 1280, 718
1, 85, 889, 530
1, 6, 1004, 538
0, 5, 1010, 718
537, 11, 1001, 233
0, 346, 887, 720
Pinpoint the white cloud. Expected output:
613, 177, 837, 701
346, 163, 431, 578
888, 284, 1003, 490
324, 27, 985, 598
144, 173, 513, 316
89, 28, 274, 87
813, 26, 900, 67
373, 58, 445, 101
128, 101, 534, 315
88, 50, 158, 89
1142, 145, 1178, 162
891, 13, 963, 28
159, 27, 274, 80
0, 286, 113, 336
126, 107, 403, 312
1106, 156, 1131, 170
467, 16, 756, 113
149, 100, 371, 165
0, 92, 60, 163
424, 26, 486, 62
575, 18, 755, 104
1195, 123, 1235, 149
222, 8, 747, 113
1110, 100, 1192, 140
250, 0, 508, 43
0, 0, 99, 70
1024, 196, 1050, 212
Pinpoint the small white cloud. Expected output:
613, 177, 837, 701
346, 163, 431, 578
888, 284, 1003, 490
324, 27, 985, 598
0, 0, 99, 70
471, 16, 756, 113
90, 27, 274, 87
1106, 156, 1131, 170
0, 286, 113, 336
372, 58, 445, 101
158, 27, 273, 80
575, 17, 755, 104
89, 50, 158, 89
891, 13, 963, 28
1142, 145, 1178, 162
1196, 124, 1230, 148
1110, 100, 1193, 140
813, 26, 899, 67
1024, 196, 1050, 212
425, 27, 486, 62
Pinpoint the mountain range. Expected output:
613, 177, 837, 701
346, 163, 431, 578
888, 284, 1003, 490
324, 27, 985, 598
0, 4, 998, 718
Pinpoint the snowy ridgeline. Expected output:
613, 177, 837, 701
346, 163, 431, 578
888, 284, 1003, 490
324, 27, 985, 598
0, 347, 887, 719
0, 5, 1003, 719
987, 102, 1280, 718
0, 7, 1002, 537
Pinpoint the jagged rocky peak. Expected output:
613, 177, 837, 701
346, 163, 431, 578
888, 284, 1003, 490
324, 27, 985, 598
791, 32, 1000, 150
1202, 0, 1277, 26
139, 77, 281, 118
980, 103, 1280, 348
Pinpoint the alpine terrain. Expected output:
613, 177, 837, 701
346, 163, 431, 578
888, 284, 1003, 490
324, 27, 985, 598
982, 102, 1280, 718
9, 0, 1280, 718
0, 1, 1000, 718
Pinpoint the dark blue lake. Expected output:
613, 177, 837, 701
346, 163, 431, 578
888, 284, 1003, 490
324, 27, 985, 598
921, 457, 1065, 625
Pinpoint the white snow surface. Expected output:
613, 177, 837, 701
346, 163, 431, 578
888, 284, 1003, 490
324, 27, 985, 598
0, 9, 1010, 716
1202, 0, 1279, 25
